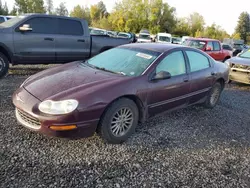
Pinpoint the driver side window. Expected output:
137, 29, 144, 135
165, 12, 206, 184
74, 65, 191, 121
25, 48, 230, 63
156, 51, 186, 76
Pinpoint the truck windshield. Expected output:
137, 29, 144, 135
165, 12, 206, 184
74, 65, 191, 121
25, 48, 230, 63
239, 50, 250, 59
139, 34, 151, 40
186, 40, 206, 49
85, 48, 160, 77
0, 15, 27, 27
159, 36, 171, 42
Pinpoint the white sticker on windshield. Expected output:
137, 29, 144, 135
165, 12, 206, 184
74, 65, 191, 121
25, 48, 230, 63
136, 53, 152, 59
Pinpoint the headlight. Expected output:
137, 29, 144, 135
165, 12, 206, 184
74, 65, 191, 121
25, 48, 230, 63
38, 99, 78, 115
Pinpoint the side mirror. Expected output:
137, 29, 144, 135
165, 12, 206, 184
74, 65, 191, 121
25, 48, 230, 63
19, 24, 32, 32
152, 71, 171, 81
206, 46, 212, 51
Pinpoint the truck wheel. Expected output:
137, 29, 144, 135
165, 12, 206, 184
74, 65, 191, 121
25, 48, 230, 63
97, 98, 139, 144
0, 52, 9, 78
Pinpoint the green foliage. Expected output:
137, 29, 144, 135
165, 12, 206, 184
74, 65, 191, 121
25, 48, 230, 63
70, 5, 91, 24
235, 12, 250, 42
15, 0, 46, 14
107, 0, 176, 34
10, 6, 18, 15
173, 18, 191, 36
187, 12, 205, 36
0, 0, 9, 15
55, 2, 68, 16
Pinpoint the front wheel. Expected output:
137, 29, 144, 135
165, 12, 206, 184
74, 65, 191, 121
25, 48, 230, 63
0, 52, 9, 78
203, 82, 222, 108
97, 98, 139, 144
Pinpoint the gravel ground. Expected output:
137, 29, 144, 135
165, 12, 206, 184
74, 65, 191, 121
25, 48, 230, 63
1, 65, 250, 187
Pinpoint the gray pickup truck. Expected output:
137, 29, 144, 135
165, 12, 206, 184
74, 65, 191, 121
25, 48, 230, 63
0, 14, 132, 78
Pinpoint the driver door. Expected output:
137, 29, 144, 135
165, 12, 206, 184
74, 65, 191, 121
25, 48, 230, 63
147, 50, 191, 117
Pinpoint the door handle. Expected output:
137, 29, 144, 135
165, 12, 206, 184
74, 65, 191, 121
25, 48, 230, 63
183, 77, 189, 82
44, 38, 54, 41
77, 39, 85, 42
211, 72, 216, 76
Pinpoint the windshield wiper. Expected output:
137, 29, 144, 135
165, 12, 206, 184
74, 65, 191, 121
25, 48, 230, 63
82, 61, 126, 75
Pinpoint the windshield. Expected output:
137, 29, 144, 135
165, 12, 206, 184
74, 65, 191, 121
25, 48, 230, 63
187, 40, 206, 49
139, 34, 151, 40
239, 50, 250, 59
0, 16, 26, 27
85, 48, 160, 77
159, 36, 171, 42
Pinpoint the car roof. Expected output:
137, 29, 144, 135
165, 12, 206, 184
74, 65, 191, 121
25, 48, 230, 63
121, 43, 183, 53
189, 37, 220, 42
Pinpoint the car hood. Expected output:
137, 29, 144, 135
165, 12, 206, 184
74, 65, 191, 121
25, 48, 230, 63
23, 62, 124, 101
229, 56, 250, 66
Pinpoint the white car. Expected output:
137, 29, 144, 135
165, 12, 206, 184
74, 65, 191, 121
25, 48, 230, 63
0, 15, 15, 23
155, 33, 172, 43
137, 33, 152, 43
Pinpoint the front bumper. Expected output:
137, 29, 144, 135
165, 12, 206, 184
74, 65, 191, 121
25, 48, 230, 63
13, 88, 99, 139
229, 68, 250, 84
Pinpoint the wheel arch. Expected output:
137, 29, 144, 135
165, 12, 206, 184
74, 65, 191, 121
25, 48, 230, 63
0, 43, 13, 63
216, 77, 225, 89
98, 95, 146, 129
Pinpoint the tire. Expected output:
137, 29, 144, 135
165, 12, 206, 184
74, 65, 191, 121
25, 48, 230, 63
0, 52, 9, 78
223, 57, 230, 62
203, 82, 222, 109
97, 98, 139, 144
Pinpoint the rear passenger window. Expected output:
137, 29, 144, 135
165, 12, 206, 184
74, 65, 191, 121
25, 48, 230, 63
21, 17, 57, 34
186, 51, 210, 72
213, 42, 221, 51
58, 19, 83, 36
207, 41, 213, 50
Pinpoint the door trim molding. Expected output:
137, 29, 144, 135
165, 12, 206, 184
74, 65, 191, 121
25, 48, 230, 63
148, 87, 211, 108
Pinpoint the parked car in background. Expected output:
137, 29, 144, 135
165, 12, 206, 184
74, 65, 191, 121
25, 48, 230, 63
117, 32, 131, 38
225, 49, 250, 84
232, 43, 248, 56
13, 43, 229, 144
138, 29, 152, 43
0, 15, 15, 23
222, 43, 233, 57
155, 33, 172, 43
172, 37, 182, 44
181, 36, 191, 45
0, 14, 132, 78
90, 27, 108, 35
186, 38, 231, 62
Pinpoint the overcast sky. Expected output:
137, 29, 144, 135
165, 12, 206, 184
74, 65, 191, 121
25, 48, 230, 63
4, 0, 250, 35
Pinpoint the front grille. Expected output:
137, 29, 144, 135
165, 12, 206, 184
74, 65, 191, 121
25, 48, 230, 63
16, 108, 41, 130
232, 64, 250, 70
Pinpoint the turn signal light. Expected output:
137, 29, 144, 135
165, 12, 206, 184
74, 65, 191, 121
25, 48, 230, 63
49, 125, 77, 131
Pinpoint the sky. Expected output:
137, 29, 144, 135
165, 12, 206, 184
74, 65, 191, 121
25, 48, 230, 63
4, 0, 250, 35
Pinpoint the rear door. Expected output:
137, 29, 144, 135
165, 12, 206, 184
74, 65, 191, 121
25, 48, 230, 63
54, 18, 91, 63
212, 41, 224, 61
184, 50, 216, 104
13, 17, 56, 64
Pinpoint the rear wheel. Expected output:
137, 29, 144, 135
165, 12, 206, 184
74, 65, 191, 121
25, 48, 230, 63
97, 98, 139, 144
203, 82, 222, 108
0, 52, 9, 78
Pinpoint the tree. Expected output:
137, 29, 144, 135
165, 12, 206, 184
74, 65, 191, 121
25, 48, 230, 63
46, 0, 53, 14
0, 0, 9, 15
235, 12, 250, 42
108, 0, 176, 34
15, 0, 46, 13
174, 17, 191, 36
232, 33, 241, 40
55, 2, 68, 16
70, 5, 91, 24
187, 12, 205, 36
10, 6, 18, 15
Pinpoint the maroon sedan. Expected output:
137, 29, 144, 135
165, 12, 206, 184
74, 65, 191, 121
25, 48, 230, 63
13, 43, 229, 144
